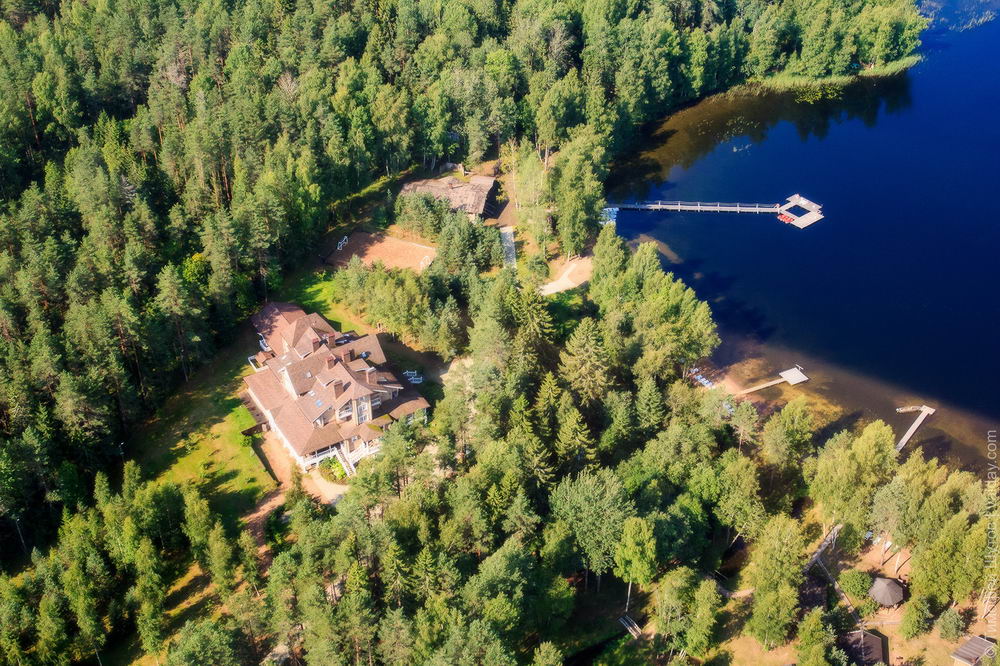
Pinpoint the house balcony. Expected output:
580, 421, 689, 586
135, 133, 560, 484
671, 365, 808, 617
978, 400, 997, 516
345, 440, 381, 465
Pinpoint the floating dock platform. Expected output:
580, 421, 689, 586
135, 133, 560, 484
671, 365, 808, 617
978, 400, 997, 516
777, 195, 824, 228
605, 194, 824, 228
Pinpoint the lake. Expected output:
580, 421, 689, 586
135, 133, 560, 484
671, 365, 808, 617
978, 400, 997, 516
609, 4, 1000, 469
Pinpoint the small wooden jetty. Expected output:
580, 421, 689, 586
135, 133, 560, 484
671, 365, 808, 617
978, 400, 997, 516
737, 366, 809, 395
894, 405, 936, 451
607, 194, 824, 228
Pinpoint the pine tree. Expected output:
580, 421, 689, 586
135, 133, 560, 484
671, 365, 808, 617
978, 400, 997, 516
378, 608, 415, 665
339, 564, 377, 664
523, 434, 555, 492
533, 372, 562, 443
635, 377, 666, 435
237, 530, 262, 595
589, 223, 628, 311
512, 287, 554, 353
558, 317, 609, 405
556, 405, 596, 472
412, 547, 437, 602
35, 589, 69, 664
207, 522, 236, 595
531, 642, 564, 666
133, 537, 166, 658
153, 263, 205, 381
380, 537, 410, 608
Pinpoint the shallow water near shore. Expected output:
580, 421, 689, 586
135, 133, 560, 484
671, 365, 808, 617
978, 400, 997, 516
610, 6, 1000, 470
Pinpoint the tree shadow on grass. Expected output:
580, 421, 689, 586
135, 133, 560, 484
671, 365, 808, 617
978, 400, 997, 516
196, 467, 265, 533
164, 570, 211, 612
717, 597, 752, 643
703, 650, 734, 666
133, 326, 257, 479
165, 582, 217, 638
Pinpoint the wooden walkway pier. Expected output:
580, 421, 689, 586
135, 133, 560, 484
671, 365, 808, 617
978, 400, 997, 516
895, 405, 936, 451
607, 194, 824, 228
737, 366, 809, 395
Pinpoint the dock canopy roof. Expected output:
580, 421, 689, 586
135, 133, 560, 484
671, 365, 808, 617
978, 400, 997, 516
952, 636, 998, 665
868, 577, 904, 606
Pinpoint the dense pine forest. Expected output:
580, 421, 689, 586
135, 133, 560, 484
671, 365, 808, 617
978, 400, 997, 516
0, 0, 951, 661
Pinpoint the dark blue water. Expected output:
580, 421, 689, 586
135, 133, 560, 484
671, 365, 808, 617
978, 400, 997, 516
610, 11, 1000, 461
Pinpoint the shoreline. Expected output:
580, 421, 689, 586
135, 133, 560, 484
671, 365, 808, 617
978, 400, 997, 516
743, 55, 923, 94
705, 329, 994, 473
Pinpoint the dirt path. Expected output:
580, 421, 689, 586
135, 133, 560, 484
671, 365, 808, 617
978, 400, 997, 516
243, 434, 349, 562
540, 256, 593, 295
243, 487, 285, 566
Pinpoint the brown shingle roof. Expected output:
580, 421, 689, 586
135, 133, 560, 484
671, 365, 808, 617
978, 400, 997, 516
869, 577, 905, 606
385, 389, 429, 421
841, 630, 885, 666
244, 369, 288, 412
399, 175, 496, 216
252, 302, 306, 351
334, 334, 388, 365
246, 305, 431, 459
953, 637, 997, 665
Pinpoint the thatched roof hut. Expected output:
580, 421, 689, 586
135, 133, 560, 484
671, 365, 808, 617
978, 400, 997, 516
868, 576, 904, 606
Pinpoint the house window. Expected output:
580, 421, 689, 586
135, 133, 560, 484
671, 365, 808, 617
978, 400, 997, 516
338, 404, 352, 420
371, 395, 382, 408
356, 399, 370, 424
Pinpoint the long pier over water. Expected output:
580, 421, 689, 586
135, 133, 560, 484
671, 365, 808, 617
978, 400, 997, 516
607, 194, 824, 228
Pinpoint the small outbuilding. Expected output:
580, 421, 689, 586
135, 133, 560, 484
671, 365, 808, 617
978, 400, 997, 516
952, 636, 997, 665
399, 175, 498, 217
869, 576, 905, 607
842, 629, 886, 666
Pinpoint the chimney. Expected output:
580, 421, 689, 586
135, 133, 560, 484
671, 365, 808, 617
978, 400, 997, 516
332, 380, 343, 397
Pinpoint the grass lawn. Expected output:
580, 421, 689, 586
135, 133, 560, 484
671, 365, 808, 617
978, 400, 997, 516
112, 326, 273, 664
272, 265, 367, 334
546, 285, 594, 342
131, 324, 275, 531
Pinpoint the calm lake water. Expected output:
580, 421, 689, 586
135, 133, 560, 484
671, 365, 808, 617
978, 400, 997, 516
609, 5, 1000, 468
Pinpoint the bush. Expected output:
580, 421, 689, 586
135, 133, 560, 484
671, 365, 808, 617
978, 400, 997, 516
319, 457, 347, 483
264, 507, 290, 550
900, 596, 933, 639
839, 569, 873, 600
857, 598, 881, 617
936, 607, 965, 641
